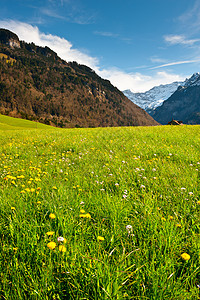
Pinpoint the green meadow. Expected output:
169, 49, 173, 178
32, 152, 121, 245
0, 115, 54, 130
0, 116, 199, 299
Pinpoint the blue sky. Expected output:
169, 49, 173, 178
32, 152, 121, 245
1, 0, 200, 92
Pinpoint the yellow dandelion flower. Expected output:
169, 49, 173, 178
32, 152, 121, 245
79, 214, 85, 218
17, 175, 25, 179
181, 253, 190, 261
85, 213, 91, 219
49, 213, 56, 219
46, 231, 55, 236
161, 217, 166, 221
176, 223, 182, 228
59, 245, 67, 252
79, 213, 91, 219
80, 209, 85, 213
11, 207, 15, 210
97, 236, 105, 241
37, 201, 41, 204
47, 241, 57, 250
197, 201, 200, 205
13, 247, 18, 251
52, 186, 57, 190
169, 216, 173, 220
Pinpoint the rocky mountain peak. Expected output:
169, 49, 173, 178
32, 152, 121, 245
151, 72, 200, 124
182, 72, 200, 88
0, 28, 20, 49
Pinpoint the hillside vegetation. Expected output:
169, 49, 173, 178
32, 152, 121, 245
0, 29, 158, 128
0, 124, 199, 299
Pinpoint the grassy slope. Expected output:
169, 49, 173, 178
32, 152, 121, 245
0, 124, 199, 299
0, 114, 55, 130
0, 114, 54, 130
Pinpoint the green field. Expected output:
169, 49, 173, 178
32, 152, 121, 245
0, 114, 54, 130
0, 117, 199, 299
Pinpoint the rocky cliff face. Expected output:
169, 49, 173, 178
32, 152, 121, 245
151, 73, 200, 124
0, 28, 20, 48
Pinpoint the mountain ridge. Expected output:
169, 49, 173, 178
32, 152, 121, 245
151, 73, 200, 124
0, 28, 158, 128
123, 81, 184, 114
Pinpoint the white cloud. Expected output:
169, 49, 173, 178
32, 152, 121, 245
98, 68, 185, 92
150, 57, 167, 64
0, 20, 187, 92
0, 20, 99, 69
178, 1, 200, 34
164, 34, 200, 46
94, 31, 119, 38
150, 59, 200, 70
40, 8, 66, 20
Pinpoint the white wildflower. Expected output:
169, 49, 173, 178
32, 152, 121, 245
57, 236, 65, 242
126, 225, 134, 236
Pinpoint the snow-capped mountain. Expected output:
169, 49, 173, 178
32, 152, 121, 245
151, 72, 200, 125
123, 81, 184, 113
180, 72, 200, 88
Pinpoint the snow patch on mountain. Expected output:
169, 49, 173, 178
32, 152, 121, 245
179, 72, 200, 89
123, 81, 184, 113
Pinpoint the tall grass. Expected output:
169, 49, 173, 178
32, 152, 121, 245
0, 125, 199, 299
